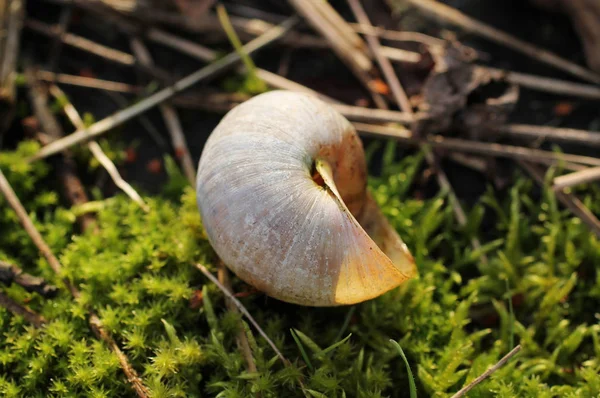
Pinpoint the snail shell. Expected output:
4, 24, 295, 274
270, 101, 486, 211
196, 91, 417, 306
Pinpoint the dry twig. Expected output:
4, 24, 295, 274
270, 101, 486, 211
347, 0, 413, 113
0, 260, 58, 297
48, 84, 149, 211
553, 166, 600, 190
450, 345, 522, 398
354, 122, 600, 168
26, 18, 135, 66
36, 70, 141, 93
195, 263, 286, 364
288, 0, 387, 108
0, 291, 46, 328
494, 124, 600, 147
521, 161, 600, 238
482, 66, 600, 100
28, 17, 298, 161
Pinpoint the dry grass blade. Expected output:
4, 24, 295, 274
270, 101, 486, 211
288, 0, 388, 109
406, 0, 600, 83
450, 345, 522, 398
48, 84, 149, 212
553, 166, 600, 190
0, 169, 76, 293
380, 46, 422, 64
26, 19, 135, 66
0, 290, 46, 328
147, 27, 338, 103
482, 66, 600, 100
495, 124, 600, 147
350, 23, 445, 47
347, 0, 413, 114
195, 263, 286, 364
353, 122, 600, 168
521, 161, 600, 238
130, 38, 196, 188
28, 16, 298, 162
36, 70, 141, 93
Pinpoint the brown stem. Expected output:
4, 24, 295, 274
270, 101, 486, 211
553, 166, 600, 190
0, 290, 46, 328
0, 260, 58, 297
450, 345, 522, 398
521, 162, 600, 238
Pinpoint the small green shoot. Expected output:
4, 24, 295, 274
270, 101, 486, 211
290, 329, 314, 372
390, 339, 417, 398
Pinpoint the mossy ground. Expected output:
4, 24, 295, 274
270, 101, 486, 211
0, 141, 599, 397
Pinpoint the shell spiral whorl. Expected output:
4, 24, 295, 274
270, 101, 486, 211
196, 90, 416, 306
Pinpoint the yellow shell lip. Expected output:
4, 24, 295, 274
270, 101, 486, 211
314, 158, 417, 306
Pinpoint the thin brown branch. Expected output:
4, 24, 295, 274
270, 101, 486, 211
450, 345, 522, 398
380, 46, 422, 64
494, 124, 600, 147
553, 166, 600, 190
521, 161, 600, 238
195, 263, 287, 364
0, 168, 77, 294
26, 18, 135, 66
0, 290, 46, 328
25, 18, 170, 81
35, 70, 142, 93
25, 68, 96, 231
48, 84, 149, 212
217, 262, 257, 374
347, 0, 413, 114
353, 122, 600, 168
288, 0, 388, 109
0, 167, 150, 398
481, 66, 600, 100
0, 260, 58, 297
349, 23, 445, 47
130, 38, 196, 188
406, 0, 600, 83
28, 17, 298, 162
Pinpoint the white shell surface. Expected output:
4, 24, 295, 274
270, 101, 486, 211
196, 91, 416, 306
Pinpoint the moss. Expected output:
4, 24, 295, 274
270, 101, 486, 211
0, 141, 599, 397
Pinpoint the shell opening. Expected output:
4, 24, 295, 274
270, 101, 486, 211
310, 160, 326, 188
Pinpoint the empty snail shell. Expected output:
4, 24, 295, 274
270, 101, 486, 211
196, 90, 417, 306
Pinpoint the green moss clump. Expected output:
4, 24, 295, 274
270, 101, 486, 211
0, 141, 599, 397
